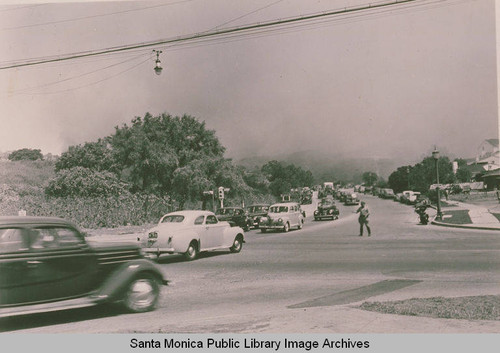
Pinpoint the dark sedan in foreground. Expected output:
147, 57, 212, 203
0, 216, 167, 318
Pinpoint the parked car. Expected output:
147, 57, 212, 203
259, 202, 304, 233
314, 197, 339, 221
215, 207, 251, 231
401, 191, 421, 204
246, 204, 270, 228
344, 193, 360, 205
394, 193, 404, 202
380, 188, 396, 199
139, 210, 245, 261
0, 216, 167, 318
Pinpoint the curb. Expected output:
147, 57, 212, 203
431, 218, 500, 231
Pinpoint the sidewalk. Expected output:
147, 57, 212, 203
431, 200, 500, 231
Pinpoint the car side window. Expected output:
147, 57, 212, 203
206, 215, 218, 224
194, 216, 205, 225
31, 227, 84, 250
0, 228, 29, 253
55, 228, 85, 247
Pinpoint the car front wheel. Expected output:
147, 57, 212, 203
123, 273, 159, 313
283, 222, 290, 232
230, 235, 243, 253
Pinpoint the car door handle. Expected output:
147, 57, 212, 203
26, 260, 42, 267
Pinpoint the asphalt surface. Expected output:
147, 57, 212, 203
2, 195, 500, 333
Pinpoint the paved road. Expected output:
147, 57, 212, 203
2, 195, 499, 333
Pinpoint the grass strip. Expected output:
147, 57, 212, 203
360, 295, 500, 321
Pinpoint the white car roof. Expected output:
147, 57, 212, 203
160, 210, 215, 223
270, 202, 299, 207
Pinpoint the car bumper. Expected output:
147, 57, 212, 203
259, 224, 286, 230
142, 247, 176, 256
314, 214, 336, 219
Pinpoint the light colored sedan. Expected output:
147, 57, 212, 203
139, 210, 245, 261
259, 202, 304, 233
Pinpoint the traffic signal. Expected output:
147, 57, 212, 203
218, 186, 224, 199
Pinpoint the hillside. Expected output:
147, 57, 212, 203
0, 160, 55, 216
236, 150, 399, 183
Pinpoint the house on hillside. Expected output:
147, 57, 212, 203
477, 138, 499, 160
466, 139, 500, 174
476, 138, 499, 171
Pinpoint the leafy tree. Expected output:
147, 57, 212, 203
375, 178, 388, 188
410, 156, 453, 193
454, 159, 472, 183
388, 166, 411, 193
46, 167, 127, 197
55, 139, 115, 172
242, 168, 270, 193
261, 160, 313, 197
110, 113, 225, 195
171, 157, 252, 208
8, 148, 43, 161
362, 171, 378, 186
455, 168, 472, 183
389, 155, 454, 194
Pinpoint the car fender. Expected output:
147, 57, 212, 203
281, 216, 291, 225
93, 259, 167, 301
222, 225, 245, 246
169, 229, 200, 253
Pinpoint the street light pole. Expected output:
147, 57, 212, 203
432, 148, 443, 220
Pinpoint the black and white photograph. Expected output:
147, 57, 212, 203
0, 0, 499, 349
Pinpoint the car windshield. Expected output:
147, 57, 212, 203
161, 215, 185, 223
270, 206, 288, 213
216, 208, 235, 215
320, 200, 333, 207
248, 206, 268, 213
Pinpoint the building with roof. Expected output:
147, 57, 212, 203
468, 139, 500, 173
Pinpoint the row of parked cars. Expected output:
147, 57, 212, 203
378, 188, 428, 205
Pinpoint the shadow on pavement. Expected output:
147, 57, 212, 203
0, 304, 124, 333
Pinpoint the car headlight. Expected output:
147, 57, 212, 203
329, 209, 333, 214
314, 210, 318, 215
278, 218, 283, 224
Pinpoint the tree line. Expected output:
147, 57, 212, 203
18, 113, 314, 211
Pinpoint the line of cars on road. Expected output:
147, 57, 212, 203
0, 195, 347, 319
378, 188, 428, 205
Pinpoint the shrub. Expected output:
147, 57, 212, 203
45, 167, 128, 197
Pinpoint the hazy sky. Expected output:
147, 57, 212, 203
0, 0, 497, 164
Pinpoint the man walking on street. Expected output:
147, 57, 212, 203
356, 201, 371, 236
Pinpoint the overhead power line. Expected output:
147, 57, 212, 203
0, 0, 426, 71
1, 0, 197, 31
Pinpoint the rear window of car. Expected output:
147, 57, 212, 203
270, 206, 288, 213
161, 215, 185, 223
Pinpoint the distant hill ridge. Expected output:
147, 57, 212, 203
236, 150, 398, 183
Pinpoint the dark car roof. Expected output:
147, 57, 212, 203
0, 216, 77, 228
